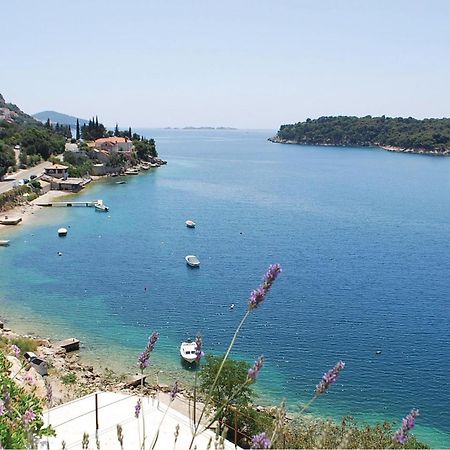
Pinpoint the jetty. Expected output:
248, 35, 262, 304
36, 200, 108, 209
59, 338, 80, 352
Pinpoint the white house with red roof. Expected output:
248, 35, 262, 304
94, 137, 133, 153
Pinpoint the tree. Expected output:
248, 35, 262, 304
76, 119, 80, 140
114, 123, 119, 137
199, 355, 254, 425
128, 127, 132, 138
0, 142, 15, 178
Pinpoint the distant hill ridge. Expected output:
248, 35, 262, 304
0, 93, 39, 125
33, 110, 89, 127
270, 115, 450, 155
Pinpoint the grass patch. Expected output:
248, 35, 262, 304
61, 372, 77, 385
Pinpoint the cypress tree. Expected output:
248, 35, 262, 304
76, 119, 80, 140
114, 123, 119, 136
128, 127, 132, 138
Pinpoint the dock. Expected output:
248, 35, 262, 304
36, 200, 107, 208
59, 338, 80, 352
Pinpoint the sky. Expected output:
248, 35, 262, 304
1, 0, 450, 129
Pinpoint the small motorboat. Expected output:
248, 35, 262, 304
185, 255, 200, 267
185, 220, 196, 228
115, 180, 127, 185
180, 341, 198, 363
0, 217, 22, 225
0, 240, 10, 246
58, 228, 68, 237
94, 200, 109, 212
125, 168, 139, 175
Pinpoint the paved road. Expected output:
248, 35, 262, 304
0, 161, 50, 194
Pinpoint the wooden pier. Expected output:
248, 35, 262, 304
36, 200, 103, 208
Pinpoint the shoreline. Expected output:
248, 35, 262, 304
268, 136, 450, 156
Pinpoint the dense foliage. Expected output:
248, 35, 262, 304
0, 350, 53, 449
275, 116, 450, 153
81, 116, 107, 141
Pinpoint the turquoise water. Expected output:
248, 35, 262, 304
1, 129, 450, 447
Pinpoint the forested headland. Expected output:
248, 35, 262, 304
270, 116, 450, 155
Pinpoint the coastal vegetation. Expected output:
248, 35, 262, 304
272, 116, 450, 154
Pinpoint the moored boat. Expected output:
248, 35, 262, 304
180, 341, 198, 363
0, 240, 10, 246
185, 255, 200, 267
94, 200, 109, 212
125, 168, 139, 175
0, 217, 22, 225
58, 228, 68, 237
185, 220, 196, 228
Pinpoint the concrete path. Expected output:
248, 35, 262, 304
43, 391, 240, 450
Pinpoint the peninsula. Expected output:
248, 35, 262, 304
269, 116, 450, 155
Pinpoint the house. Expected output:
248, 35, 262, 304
50, 177, 90, 192
44, 164, 69, 179
94, 137, 133, 153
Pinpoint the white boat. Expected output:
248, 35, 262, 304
0, 217, 22, 225
94, 200, 109, 212
125, 168, 139, 175
58, 228, 68, 237
185, 255, 200, 267
185, 220, 196, 228
0, 240, 10, 246
180, 341, 198, 363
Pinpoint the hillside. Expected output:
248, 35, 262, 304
0, 93, 40, 126
270, 116, 450, 155
0, 93, 66, 178
33, 110, 88, 126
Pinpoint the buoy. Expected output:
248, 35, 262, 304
230, 303, 235, 310
375, 350, 382, 355
57, 252, 62, 256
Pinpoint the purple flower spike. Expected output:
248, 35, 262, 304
0, 400, 5, 417
248, 355, 265, 381
170, 381, 180, 401
394, 408, 420, 444
11, 345, 20, 358
315, 360, 345, 395
23, 409, 36, 424
135, 399, 142, 418
195, 334, 204, 362
138, 331, 159, 370
248, 264, 282, 310
251, 432, 271, 449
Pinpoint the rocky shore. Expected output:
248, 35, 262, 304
268, 136, 450, 156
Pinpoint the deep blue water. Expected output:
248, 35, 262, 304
1, 129, 450, 446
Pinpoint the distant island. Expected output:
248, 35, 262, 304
270, 116, 450, 155
163, 126, 237, 130
33, 110, 89, 127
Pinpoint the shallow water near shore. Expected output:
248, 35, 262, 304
1, 129, 450, 447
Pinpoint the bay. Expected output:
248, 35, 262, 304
1, 129, 450, 447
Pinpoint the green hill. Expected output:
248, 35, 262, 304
270, 116, 450, 155
33, 110, 88, 127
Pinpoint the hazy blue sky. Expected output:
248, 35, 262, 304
2, 0, 449, 128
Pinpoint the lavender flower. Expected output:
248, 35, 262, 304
45, 379, 53, 406
394, 408, 420, 444
251, 432, 271, 449
248, 264, 282, 310
134, 398, 142, 418
0, 400, 4, 416
195, 334, 204, 362
170, 381, 180, 401
248, 355, 265, 381
23, 409, 36, 423
315, 360, 345, 395
10, 344, 20, 358
24, 372, 34, 385
138, 331, 159, 370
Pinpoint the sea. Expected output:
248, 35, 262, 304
1, 129, 450, 447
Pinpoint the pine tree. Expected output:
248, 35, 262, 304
45, 118, 51, 129
76, 119, 80, 140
